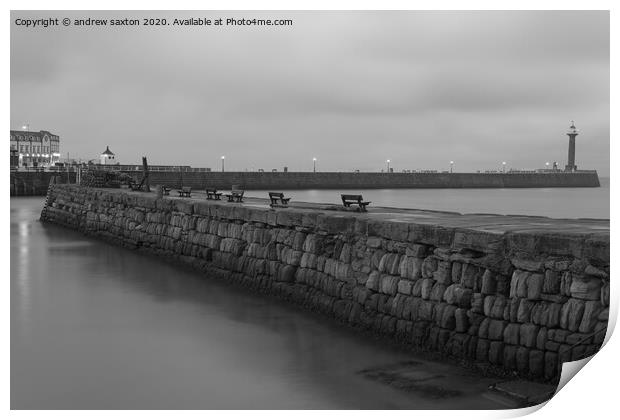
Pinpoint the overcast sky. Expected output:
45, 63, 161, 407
11, 11, 609, 174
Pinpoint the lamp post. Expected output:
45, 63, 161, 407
221, 156, 225, 172
386, 159, 391, 173
313, 157, 317, 173
450, 160, 454, 173
545, 162, 550, 172
502, 161, 507, 173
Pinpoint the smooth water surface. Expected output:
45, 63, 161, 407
11, 197, 514, 409
248, 177, 609, 219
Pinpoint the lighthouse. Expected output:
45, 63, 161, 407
565, 121, 578, 172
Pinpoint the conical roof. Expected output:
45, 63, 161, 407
102, 146, 114, 155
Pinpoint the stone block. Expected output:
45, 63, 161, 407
379, 253, 401, 275
509, 270, 529, 298
366, 236, 383, 249
547, 303, 562, 328
411, 279, 423, 297
471, 293, 484, 314
543, 270, 560, 294
496, 273, 511, 297
380, 275, 399, 296
366, 271, 381, 292
520, 324, 539, 348
570, 275, 602, 301
579, 301, 602, 333
433, 261, 453, 285
481, 269, 496, 295
451, 262, 462, 284
316, 214, 355, 235
440, 305, 457, 329
418, 300, 434, 321
536, 327, 548, 350
371, 250, 386, 271
429, 283, 446, 302
503, 323, 520, 345
278, 265, 297, 283
455, 308, 469, 333
517, 299, 535, 323
478, 318, 490, 339
560, 271, 572, 296
397, 279, 413, 295
406, 244, 430, 258
408, 224, 455, 247
421, 256, 438, 278
560, 299, 585, 332
483, 295, 495, 317
420, 278, 435, 300
511, 258, 544, 272
460, 264, 480, 289
399, 256, 424, 281
490, 296, 507, 319
601, 282, 610, 307
488, 320, 507, 341
526, 273, 544, 300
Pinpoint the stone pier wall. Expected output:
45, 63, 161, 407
40, 185, 610, 381
137, 170, 601, 190
10, 171, 76, 196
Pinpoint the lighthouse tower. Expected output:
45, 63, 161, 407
565, 121, 578, 172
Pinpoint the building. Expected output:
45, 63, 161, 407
10, 129, 61, 167
100, 146, 116, 165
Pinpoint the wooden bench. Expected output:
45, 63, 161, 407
177, 186, 192, 197
225, 190, 244, 203
162, 186, 171, 196
341, 194, 371, 212
269, 192, 291, 207
205, 188, 222, 200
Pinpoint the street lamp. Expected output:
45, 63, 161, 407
450, 160, 454, 173
386, 159, 391, 173
313, 157, 317, 173
221, 156, 225, 172
502, 161, 507, 173
545, 162, 550, 172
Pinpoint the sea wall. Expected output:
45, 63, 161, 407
133, 170, 601, 190
40, 185, 610, 381
12, 170, 600, 196
10, 171, 76, 196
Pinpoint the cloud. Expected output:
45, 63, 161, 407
10, 10, 609, 174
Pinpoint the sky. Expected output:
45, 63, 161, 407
10, 11, 609, 174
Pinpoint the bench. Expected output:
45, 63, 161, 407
225, 189, 244, 203
177, 186, 192, 197
205, 188, 222, 200
341, 194, 371, 212
162, 186, 171, 196
269, 192, 291, 207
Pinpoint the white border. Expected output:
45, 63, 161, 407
3, 1, 616, 419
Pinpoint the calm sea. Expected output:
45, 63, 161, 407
12, 184, 606, 408
249, 177, 610, 219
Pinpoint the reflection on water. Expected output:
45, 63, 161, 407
11, 197, 510, 409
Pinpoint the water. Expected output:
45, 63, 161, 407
249, 177, 610, 219
12, 197, 522, 410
